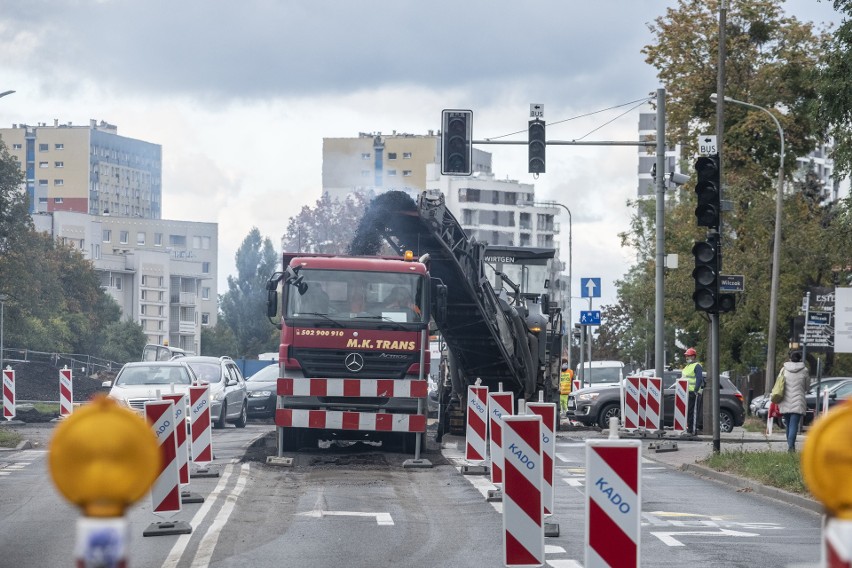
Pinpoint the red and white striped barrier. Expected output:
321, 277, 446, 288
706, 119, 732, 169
673, 379, 689, 433
573, 379, 582, 392
189, 384, 213, 465
826, 518, 852, 567
644, 377, 663, 432
527, 402, 557, 515
278, 377, 427, 399
162, 393, 189, 486
145, 400, 181, 516
488, 391, 514, 486
59, 367, 73, 417
276, 409, 425, 432
466, 385, 489, 462
585, 439, 641, 567
637, 377, 647, 430
502, 415, 544, 567
622, 376, 641, 431
3, 368, 15, 421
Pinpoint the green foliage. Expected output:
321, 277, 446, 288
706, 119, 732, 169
220, 228, 280, 357
282, 192, 369, 254
100, 319, 148, 365
201, 320, 239, 357
702, 449, 807, 495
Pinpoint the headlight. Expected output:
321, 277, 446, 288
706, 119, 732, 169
249, 391, 272, 398
577, 392, 600, 402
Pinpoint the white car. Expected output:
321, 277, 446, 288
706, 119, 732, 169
104, 361, 196, 414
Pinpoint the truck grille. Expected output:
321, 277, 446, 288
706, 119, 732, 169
292, 348, 416, 379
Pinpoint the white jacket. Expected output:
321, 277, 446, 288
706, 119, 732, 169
778, 361, 809, 415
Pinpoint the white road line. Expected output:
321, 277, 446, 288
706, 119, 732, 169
190, 462, 251, 568
563, 478, 583, 487
161, 463, 236, 568
547, 559, 583, 567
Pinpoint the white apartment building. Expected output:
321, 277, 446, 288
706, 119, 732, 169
31, 211, 218, 353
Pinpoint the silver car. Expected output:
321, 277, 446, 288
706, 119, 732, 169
104, 361, 196, 413
182, 356, 248, 429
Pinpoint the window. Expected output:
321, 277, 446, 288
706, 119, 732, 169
169, 235, 186, 247
387, 170, 397, 176
39, 143, 48, 152
202, 262, 211, 274
403, 152, 412, 159
361, 170, 371, 177
39, 161, 48, 168
193, 236, 201, 249
119, 231, 129, 244
55, 161, 64, 168
137, 232, 145, 246
112, 276, 122, 290
154, 233, 163, 246
201, 313, 210, 325
39, 179, 48, 187
361, 153, 371, 159
141, 276, 148, 286
54, 179, 64, 186
54, 198, 63, 204
12, 143, 21, 150
38, 197, 48, 205
462, 209, 473, 225
403, 170, 412, 177
387, 152, 397, 160
202, 287, 210, 300
55, 143, 64, 150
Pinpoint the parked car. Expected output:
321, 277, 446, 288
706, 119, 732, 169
182, 356, 248, 428
245, 363, 278, 418
566, 370, 745, 432
806, 378, 852, 423
104, 361, 196, 414
575, 360, 625, 388
756, 377, 850, 425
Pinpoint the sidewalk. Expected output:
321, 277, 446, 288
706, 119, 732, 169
563, 425, 823, 515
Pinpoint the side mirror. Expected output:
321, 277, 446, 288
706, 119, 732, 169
434, 282, 448, 324
267, 289, 278, 318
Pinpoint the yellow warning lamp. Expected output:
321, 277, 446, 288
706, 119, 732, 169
801, 398, 852, 520
48, 394, 160, 517
404, 250, 415, 262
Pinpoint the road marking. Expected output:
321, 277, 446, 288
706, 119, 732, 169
563, 478, 583, 487
546, 560, 583, 568
162, 462, 237, 568
191, 462, 251, 567
650, 528, 759, 547
298, 509, 394, 526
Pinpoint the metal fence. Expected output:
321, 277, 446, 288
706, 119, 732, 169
0, 347, 122, 376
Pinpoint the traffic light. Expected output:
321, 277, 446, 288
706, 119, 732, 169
528, 119, 546, 174
441, 109, 473, 175
694, 154, 720, 229
691, 233, 735, 313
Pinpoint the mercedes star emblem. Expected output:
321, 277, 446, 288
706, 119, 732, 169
345, 352, 364, 373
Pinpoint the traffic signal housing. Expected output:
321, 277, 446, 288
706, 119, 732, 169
694, 154, 720, 229
528, 119, 546, 174
691, 234, 735, 313
441, 110, 473, 176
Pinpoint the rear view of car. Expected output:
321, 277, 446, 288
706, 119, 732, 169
245, 363, 278, 418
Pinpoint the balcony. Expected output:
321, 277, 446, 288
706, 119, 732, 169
169, 320, 196, 334
170, 292, 196, 305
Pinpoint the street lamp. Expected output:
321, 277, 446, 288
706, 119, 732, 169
521, 200, 572, 363
710, 93, 785, 392
0, 293, 8, 373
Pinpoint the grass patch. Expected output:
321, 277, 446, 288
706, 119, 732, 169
701, 449, 809, 495
742, 416, 767, 432
31, 402, 59, 415
0, 429, 23, 448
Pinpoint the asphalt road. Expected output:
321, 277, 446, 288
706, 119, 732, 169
0, 421, 825, 567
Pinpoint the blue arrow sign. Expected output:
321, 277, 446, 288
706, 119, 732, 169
580, 310, 601, 326
581, 278, 601, 298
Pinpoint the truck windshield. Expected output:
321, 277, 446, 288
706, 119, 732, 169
285, 269, 425, 324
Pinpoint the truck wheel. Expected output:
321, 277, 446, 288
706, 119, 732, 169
597, 404, 621, 430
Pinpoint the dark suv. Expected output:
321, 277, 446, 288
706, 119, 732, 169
566, 370, 746, 432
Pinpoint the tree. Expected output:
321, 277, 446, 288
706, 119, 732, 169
813, 0, 852, 179
100, 319, 147, 364
201, 320, 239, 357
220, 228, 279, 357
281, 192, 370, 254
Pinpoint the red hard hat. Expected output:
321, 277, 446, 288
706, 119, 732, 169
684, 348, 697, 357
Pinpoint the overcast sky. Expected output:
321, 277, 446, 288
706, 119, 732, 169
0, 0, 843, 322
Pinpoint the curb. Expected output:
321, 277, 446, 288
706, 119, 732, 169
0, 439, 33, 452
681, 462, 823, 515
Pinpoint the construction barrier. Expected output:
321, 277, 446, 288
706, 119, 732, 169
673, 379, 689, 433
826, 519, 852, 567
527, 402, 556, 516
3, 368, 14, 421
637, 377, 648, 430
278, 377, 427, 399
145, 400, 181, 516
465, 385, 489, 462
572, 379, 581, 392
276, 409, 425, 432
502, 414, 544, 567
644, 377, 663, 432
585, 439, 641, 567
59, 367, 73, 417
488, 391, 514, 486
162, 393, 189, 486
622, 376, 641, 431
189, 384, 213, 465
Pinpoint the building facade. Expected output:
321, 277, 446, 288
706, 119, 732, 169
2, 120, 162, 218
31, 211, 217, 353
